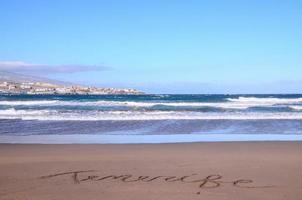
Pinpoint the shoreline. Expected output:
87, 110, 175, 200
1, 133, 302, 144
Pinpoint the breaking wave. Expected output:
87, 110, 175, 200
0, 95, 302, 121
1, 94, 302, 137
1, 96, 302, 110
227, 97, 302, 104
1, 109, 302, 121
290, 106, 302, 111
0, 100, 58, 106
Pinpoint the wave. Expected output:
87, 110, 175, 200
0, 100, 58, 105
227, 97, 302, 104
1, 109, 302, 120
0, 100, 286, 109
1, 96, 302, 111
290, 106, 302, 111
0, 108, 52, 116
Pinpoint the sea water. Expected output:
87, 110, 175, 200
1, 94, 302, 143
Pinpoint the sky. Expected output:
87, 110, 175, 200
0, 0, 301, 94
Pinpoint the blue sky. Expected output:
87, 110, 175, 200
0, 0, 301, 93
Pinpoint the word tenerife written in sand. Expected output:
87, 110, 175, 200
40, 170, 274, 195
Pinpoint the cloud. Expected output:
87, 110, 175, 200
0, 61, 111, 74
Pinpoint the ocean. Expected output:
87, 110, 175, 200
1, 94, 302, 143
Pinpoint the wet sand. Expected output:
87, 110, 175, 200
0, 142, 301, 200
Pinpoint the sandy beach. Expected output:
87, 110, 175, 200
0, 142, 301, 200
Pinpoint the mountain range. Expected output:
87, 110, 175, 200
0, 71, 69, 85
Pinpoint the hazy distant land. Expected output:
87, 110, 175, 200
0, 71, 143, 95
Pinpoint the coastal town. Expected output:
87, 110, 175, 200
0, 81, 143, 95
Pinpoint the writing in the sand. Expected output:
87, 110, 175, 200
40, 170, 274, 195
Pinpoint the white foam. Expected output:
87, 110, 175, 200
0, 100, 58, 105
1, 97, 301, 110
227, 97, 302, 104
0, 108, 52, 116
290, 106, 302, 111
0, 100, 284, 110
1, 109, 302, 120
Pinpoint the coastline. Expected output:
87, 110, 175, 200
1, 133, 302, 144
0, 142, 301, 200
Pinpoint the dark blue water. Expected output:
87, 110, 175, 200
0, 94, 302, 136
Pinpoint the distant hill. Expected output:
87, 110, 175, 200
0, 71, 144, 95
0, 71, 70, 85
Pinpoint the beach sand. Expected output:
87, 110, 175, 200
0, 142, 301, 200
